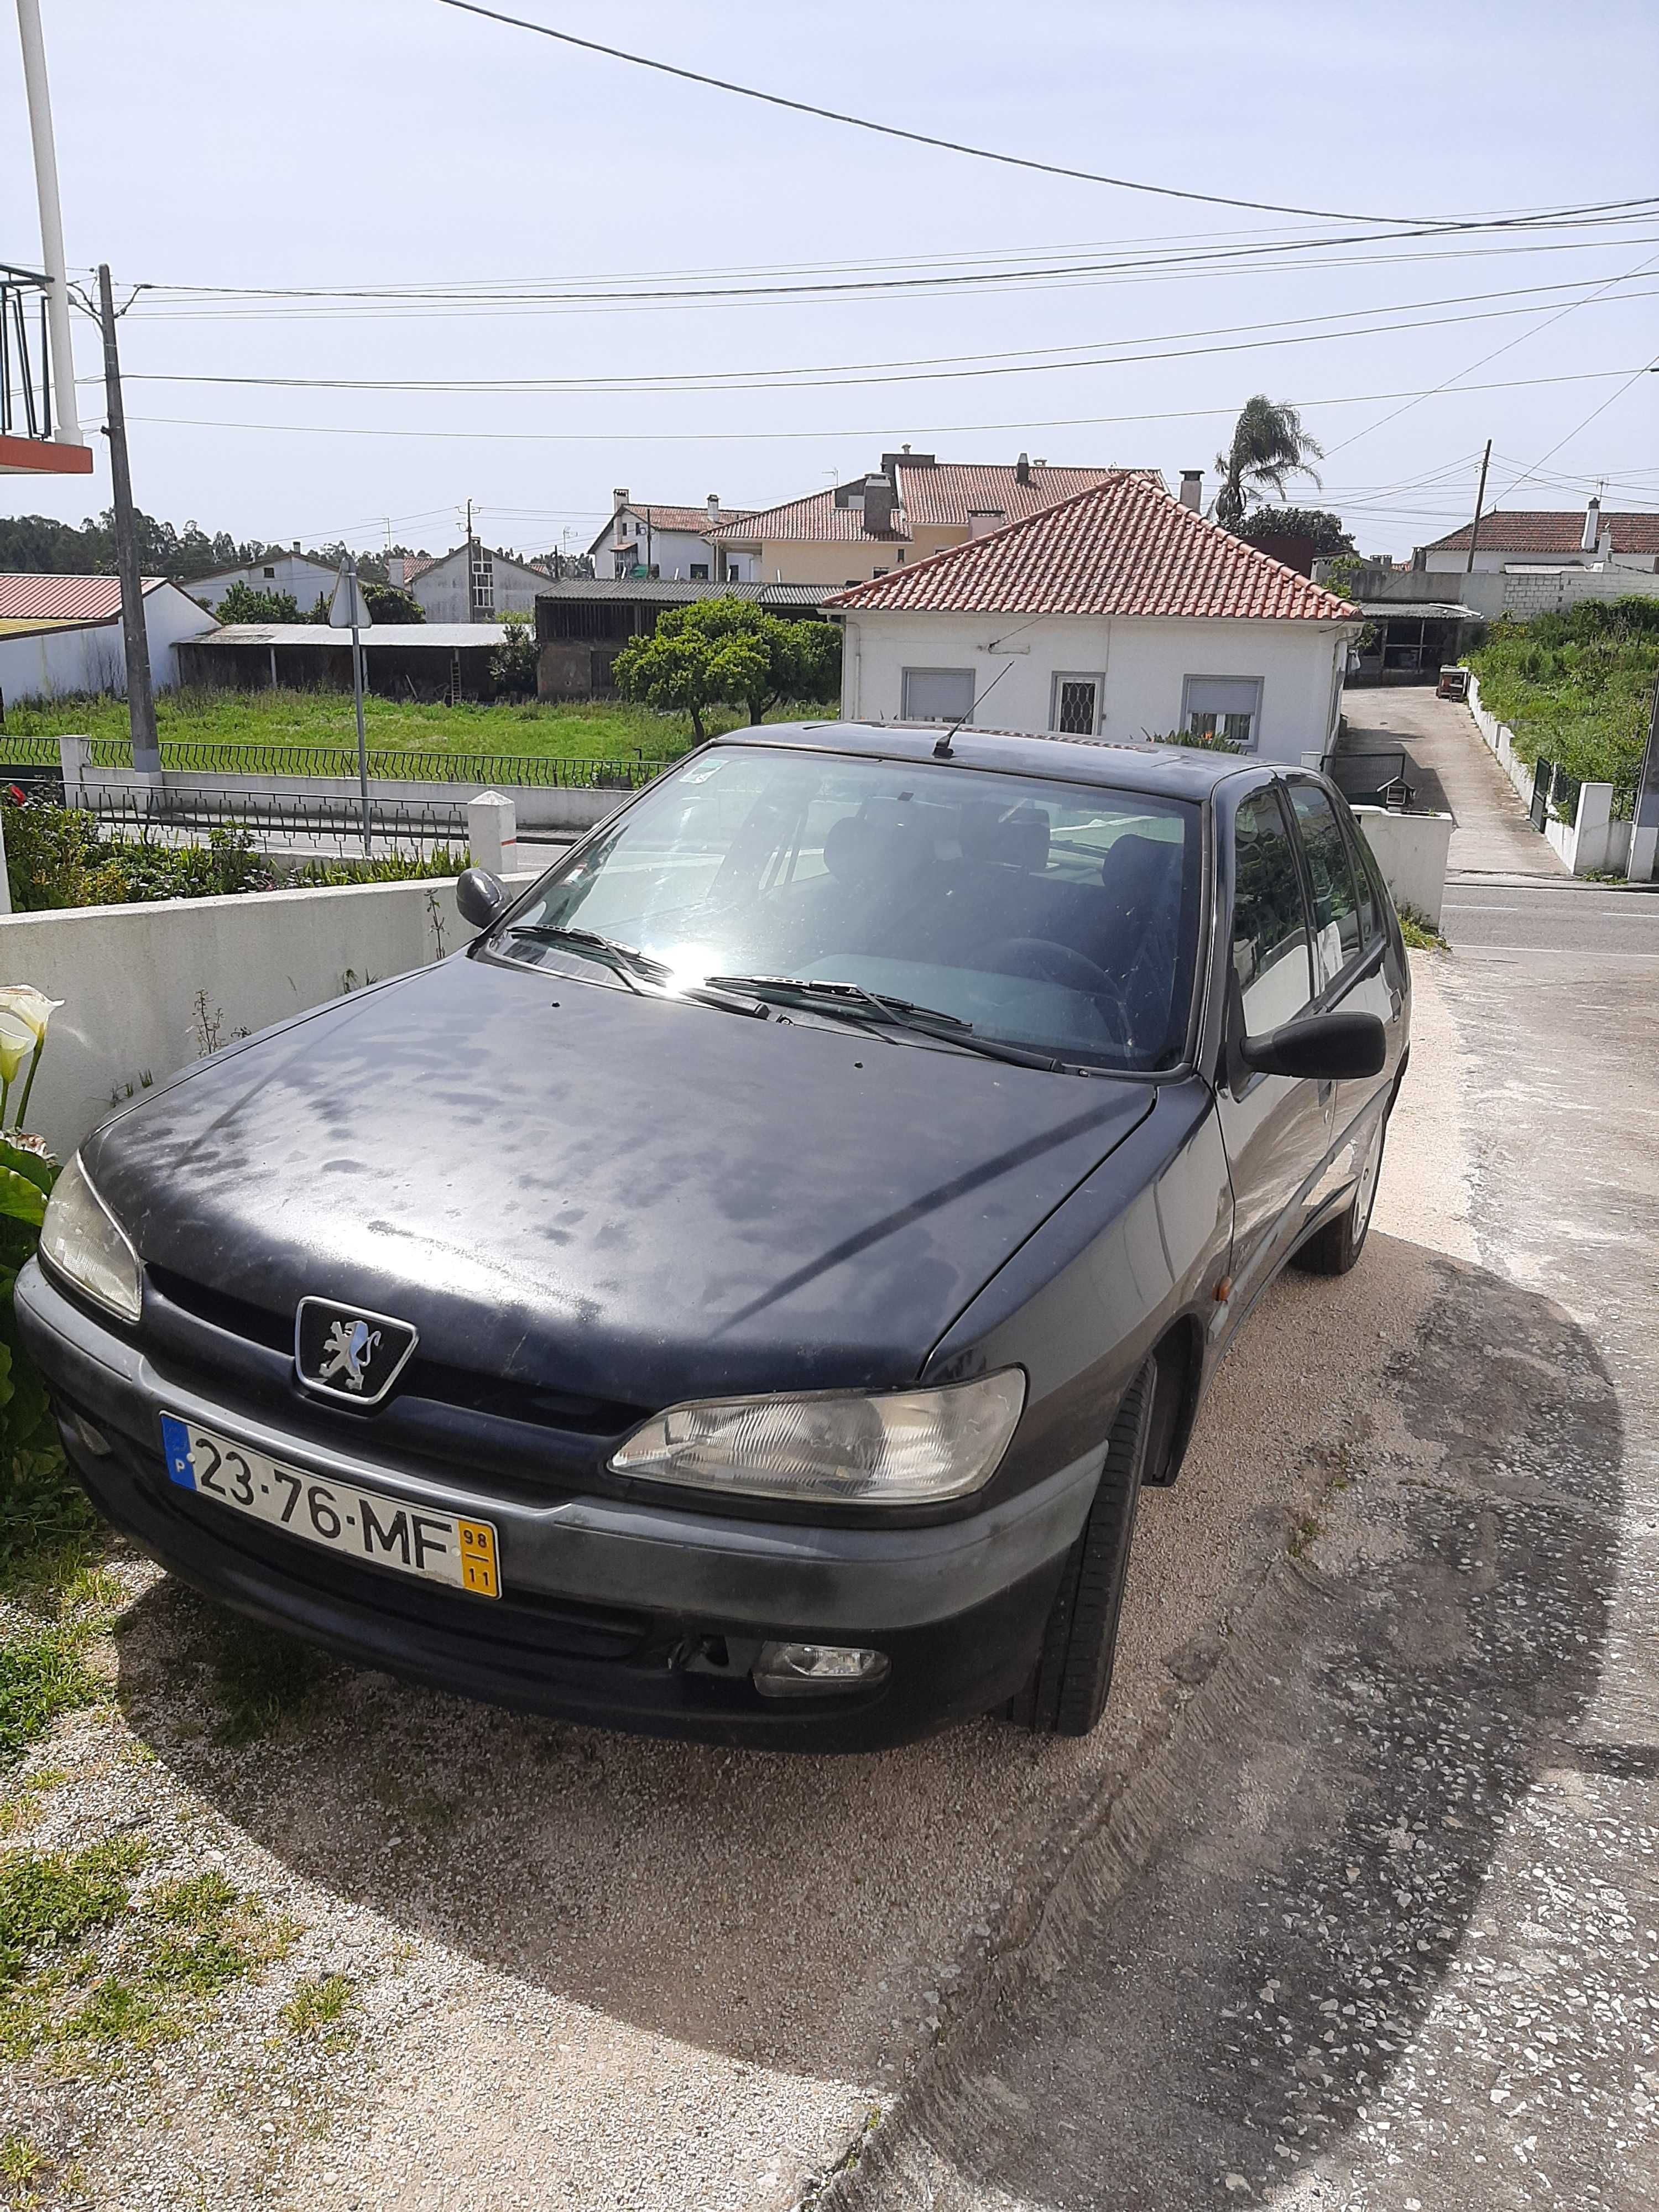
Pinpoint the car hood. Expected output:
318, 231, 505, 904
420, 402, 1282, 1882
87, 953, 1156, 1403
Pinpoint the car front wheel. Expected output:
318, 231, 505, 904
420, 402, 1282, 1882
1295, 1105, 1388, 1277
1008, 1360, 1153, 1738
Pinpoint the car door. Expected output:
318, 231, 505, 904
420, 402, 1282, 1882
1212, 781, 1329, 1318
1284, 778, 1400, 1202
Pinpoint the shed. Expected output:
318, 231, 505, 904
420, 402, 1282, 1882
534, 578, 832, 698
175, 623, 512, 702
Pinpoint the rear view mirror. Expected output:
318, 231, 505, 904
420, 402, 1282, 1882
1241, 1009, 1386, 1082
456, 867, 507, 932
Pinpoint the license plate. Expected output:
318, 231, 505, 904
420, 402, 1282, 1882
159, 1415, 499, 1599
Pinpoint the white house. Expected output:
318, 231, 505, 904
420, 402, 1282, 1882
0, 575, 217, 706
588, 493, 752, 582
406, 542, 553, 623
181, 545, 345, 613
1415, 499, 1659, 575
828, 474, 1361, 764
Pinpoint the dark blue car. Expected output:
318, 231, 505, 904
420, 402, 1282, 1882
20, 722, 1408, 1749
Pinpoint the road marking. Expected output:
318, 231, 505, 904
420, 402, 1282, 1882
1458, 946, 1659, 957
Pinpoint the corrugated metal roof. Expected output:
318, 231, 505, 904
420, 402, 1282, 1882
828, 477, 1358, 623
0, 573, 168, 623
198, 623, 513, 647
536, 579, 830, 607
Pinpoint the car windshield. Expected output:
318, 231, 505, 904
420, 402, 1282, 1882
489, 745, 1205, 1072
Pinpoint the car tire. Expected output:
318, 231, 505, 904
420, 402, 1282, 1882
1295, 1105, 1388, 1277
1008, 1360, 1154, 1738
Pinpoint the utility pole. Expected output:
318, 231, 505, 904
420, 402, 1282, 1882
15, 0, 81, 447
465, 495, 476, 621
97, 264, 160, 775
1464, 439, 1493, 576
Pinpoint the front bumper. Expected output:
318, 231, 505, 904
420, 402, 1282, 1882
17, 1261, 1099, 1750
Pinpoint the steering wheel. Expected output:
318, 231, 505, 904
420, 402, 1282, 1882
977, 935, 1115, 993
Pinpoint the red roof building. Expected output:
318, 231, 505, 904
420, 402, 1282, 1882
1416, 504, 1659, 570
825, 476, 1360, 764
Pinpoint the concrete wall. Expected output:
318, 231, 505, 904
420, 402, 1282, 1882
1334, 564, 1659, 619
0, 869, 541, 1158
1351, 807, 1455, 927
0, 587, 216, 706
840, 611, 1353, 763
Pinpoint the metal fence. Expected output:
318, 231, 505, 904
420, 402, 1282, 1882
80, 784, 469, 860
1528, 756, 1582, 831
0, 735, 666, 789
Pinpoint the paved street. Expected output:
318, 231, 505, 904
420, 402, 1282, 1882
824, 702, 1659, 2211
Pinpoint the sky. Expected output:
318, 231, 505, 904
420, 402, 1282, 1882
3, 0, 1656, 563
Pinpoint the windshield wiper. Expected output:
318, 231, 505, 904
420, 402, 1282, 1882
706, 975, 1067, 1071
503, 926, 766, 1015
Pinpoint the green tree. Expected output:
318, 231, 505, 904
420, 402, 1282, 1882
489, 613, 539, 699
360, 581, 424, 624
614, 599, 839, 735
1213, 396, 1324, 530
216, 582, 304, 624
1234, 505, 1353, 556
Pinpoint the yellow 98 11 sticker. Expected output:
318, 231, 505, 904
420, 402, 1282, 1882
457, 1518, 500, 1598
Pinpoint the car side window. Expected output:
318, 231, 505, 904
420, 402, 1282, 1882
1287, 783, 1363, 989
1337, 807, 1380, 947
1230, 789, 1314, 1034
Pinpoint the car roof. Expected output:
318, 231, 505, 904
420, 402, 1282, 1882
710, 719, 1264, 796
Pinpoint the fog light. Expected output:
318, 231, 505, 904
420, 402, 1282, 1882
752, 1641, 890, 1698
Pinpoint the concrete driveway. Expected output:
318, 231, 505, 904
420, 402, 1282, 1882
1341, 688, 1567, 880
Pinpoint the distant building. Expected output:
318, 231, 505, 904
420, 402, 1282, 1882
1415, 500, 1659, 574
588, 493, 754, 582
176, 622, 513, 701
0, 574, 216, 706
407, 543, 554, 623
181, 545, 344, 613
535, 577, 830, 697
706, 453, 1135, 588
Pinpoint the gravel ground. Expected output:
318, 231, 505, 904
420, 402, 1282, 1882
0, 975, 1454, 2212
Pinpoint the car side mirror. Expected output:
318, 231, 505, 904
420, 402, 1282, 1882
456, 867, 507, 932
1240, 1009, 1386, 1082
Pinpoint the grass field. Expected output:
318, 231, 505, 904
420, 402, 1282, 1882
0, 688, 768, 767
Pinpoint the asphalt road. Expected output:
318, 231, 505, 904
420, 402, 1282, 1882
1441, 878, 1659, 957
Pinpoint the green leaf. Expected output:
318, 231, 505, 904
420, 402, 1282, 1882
0, 1172, 45, 1230
0, 1142, 57, 1198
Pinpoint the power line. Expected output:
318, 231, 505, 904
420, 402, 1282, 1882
434, 0, 1656, 234
87, 282, 1659, 403
116, 363, 1654, 448
1491, 356, 1659, 505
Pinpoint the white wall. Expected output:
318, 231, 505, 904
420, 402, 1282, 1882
187, 554, 341, 612
0, 871, 533, 1158
412, 550, 550, 623
840, 611, 1354, 763
0, 585, 216, 706
1350, 807, 1455, 927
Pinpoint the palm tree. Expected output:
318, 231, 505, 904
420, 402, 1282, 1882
1212, 396, 1324, 530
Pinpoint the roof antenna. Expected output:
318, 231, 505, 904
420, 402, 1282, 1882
933, 655, 1018, 757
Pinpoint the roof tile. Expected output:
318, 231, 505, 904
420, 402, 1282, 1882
1421, 510, 1659, 556
826, 477, 1357, 622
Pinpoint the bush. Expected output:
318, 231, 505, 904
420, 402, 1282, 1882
613, 600, 839, 739
3, 800, 276, 910
216, 582, 304, 624
489, 614, 539, 700
360, 581, 424, 625
1465, 598, 1659, 794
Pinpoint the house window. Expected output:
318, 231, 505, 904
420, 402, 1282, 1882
873, 567, 889, 578
1051, 674, 1104, 736
901, 667, 976, 723
1182, 675, 1261, 750
690, 563, 709, 581
262, 566, 275, 579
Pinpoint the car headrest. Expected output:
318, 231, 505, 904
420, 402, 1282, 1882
962, 804, 1051, 872
1103, 832, 1180, 914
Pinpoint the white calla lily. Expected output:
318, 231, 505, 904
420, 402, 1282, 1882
0, 986, 62, 1045
0, 1011, 35, 1087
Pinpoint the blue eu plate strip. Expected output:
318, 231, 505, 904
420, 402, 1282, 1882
159, 1414, 197, 1490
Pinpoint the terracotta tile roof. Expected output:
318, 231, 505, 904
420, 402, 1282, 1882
1420, 510, 1659, 556
635, 503, 751, 534
706, 460, 1131, 546
0, 573, 166, 623
826, 476, 1358, 622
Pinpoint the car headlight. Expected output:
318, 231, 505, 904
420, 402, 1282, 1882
609, 1369, 1025, 1505
39, 1154, 142, 1324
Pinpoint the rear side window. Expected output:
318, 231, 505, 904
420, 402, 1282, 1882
1287, 783, 1363, 989
1337, 806, 1380, 946
1230, 789, 1313, 1032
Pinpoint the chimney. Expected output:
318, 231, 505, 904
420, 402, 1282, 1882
1180, 470, 1203, 512
613, 490, 629, 544
968, 508, 1005, 539
291, 540, 301, 554
862, 472, 895, 535
1015, 452, 1031, 486
706, 493, 720, 523
1581, 495, 1601, 554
